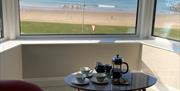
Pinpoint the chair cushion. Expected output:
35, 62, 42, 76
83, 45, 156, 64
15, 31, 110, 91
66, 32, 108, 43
0, 80, 43, 91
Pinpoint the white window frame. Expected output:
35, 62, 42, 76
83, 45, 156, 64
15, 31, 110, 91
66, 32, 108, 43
0, 0, 20, 41
3, 0, 179, 43
0, 0, 5, 41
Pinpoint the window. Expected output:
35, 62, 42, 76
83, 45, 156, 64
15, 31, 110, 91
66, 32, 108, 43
0, 0, 3, 38
19, 0, 139, 35
153, 0, 180, 41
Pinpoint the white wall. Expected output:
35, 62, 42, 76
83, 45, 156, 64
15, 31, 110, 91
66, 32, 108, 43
142, 45, 180, 90
22, 43, 142, 78
0, 42, 179, 90
0, 46, 22, 80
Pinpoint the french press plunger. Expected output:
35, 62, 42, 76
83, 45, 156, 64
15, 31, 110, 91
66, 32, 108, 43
112, 54, 129, 79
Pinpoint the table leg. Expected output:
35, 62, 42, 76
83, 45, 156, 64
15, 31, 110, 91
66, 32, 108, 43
76, 89, 80, 91
142, 88, 146, 91
137, 88, 146, 91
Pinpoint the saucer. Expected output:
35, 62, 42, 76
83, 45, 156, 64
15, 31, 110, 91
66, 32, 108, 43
91, 77, 109, 84
71, 78, 90, 86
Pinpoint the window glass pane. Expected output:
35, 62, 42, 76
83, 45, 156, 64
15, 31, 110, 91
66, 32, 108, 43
20, 0, 138, 35
153, 0, 180, 41
83, 0, 138, 34
0, 0, 3, 38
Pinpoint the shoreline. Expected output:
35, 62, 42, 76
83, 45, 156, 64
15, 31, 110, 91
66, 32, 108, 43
20, 7, 180, 29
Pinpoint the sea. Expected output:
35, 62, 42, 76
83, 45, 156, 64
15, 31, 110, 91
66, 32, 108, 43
20, 0, 180, 13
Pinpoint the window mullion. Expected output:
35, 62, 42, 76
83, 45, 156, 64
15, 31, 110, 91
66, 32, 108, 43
138, 0, 155, 39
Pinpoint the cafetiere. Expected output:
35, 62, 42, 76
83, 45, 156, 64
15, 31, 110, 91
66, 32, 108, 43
112, 54, 129, 84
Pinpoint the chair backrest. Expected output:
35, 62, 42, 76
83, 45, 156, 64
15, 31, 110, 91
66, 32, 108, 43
0, 80, 43, 91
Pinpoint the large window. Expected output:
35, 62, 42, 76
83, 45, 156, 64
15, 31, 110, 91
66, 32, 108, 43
19, 0, 139, 35
153, 0, 180, 41
0, 0, 3, 38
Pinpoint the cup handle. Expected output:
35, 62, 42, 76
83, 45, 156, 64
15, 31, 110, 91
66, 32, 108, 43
121, 62, 129, 74
89, 69, 94, 74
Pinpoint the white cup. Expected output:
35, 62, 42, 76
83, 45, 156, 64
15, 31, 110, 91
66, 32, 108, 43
80, 67, 93, 76
95, 73, 106, 82
75, 73, 85, 83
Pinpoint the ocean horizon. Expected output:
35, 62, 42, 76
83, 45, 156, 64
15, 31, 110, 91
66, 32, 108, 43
20, 0, 180, 13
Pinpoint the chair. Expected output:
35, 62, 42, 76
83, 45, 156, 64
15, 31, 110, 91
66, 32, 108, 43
0, 80, 43, 91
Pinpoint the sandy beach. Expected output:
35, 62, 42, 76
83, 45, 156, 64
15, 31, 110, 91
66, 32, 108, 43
155, 13, 180, 29
20, 8, 180, 29
20, 8, 137, 27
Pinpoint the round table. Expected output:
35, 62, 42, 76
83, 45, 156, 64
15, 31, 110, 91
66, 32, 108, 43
64, 72, 157, 91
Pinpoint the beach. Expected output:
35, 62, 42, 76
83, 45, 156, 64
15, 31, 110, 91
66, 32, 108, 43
20, 8, 137, 27
155, 13, 180, 29
20, 8, 180, 29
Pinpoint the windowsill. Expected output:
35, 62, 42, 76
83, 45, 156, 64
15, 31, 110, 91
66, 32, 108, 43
141, 37, 180, 53
0, 38, 7, 43
0, 38, 179, 53
0, 40, 21, 53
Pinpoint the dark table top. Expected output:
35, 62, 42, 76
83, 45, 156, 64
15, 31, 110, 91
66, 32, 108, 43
64, 72, 157, 91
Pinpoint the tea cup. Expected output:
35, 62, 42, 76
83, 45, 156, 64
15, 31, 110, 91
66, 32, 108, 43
95, 73, 106, 82
80, 67, 93, 76
75, 73, 85, 83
